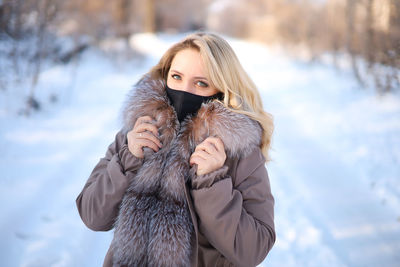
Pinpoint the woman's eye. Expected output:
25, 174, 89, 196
172, 74, 181, 80
196, 81, 208, 87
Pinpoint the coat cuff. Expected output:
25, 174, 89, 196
191, 165, 229, 190
118, 144, 144, 173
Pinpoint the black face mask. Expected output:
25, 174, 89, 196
165, 84, 224, 123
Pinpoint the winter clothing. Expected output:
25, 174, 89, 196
76, 75, 276, 267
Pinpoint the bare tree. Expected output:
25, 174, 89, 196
144, 0, 155, 33
26, 0, 60, 113
365, 0, 375, 69
114, 0, 132, 40
346, 0, 365, 87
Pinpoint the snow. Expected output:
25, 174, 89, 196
1, 33, 399, 267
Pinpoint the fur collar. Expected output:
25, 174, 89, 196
121, 74, 262, 160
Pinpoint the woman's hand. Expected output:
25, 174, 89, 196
189, 137, 226, 176
127, 116, 162, 158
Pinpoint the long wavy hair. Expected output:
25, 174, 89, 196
149, 32, 274, 162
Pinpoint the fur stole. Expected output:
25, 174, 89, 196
110, 75, 262, 266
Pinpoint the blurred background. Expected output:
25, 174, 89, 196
0, 0, 399, 266
1, 0, 399, 111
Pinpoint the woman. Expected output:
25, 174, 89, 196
76, 32, 275, 267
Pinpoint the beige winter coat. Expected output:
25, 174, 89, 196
76, 76, 276, 267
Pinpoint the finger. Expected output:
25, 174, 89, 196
191, 150, 210, 161
137, 131, 162, 148
135, 122, 159, 137
205, 137, 225, 153
134, 116, 154, 129
138, 138, 160, 152
190, 155, 206, 166
195, 141, 217, 155
134, 116, 153, 129
189, 152, 204, 165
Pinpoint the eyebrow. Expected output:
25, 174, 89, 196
170, 69, 208, 80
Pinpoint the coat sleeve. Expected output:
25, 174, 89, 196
190, 147, 276, 267
76, 130, 144, 231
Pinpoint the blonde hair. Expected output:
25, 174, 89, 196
149, 32, 274, 162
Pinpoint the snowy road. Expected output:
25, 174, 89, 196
248, 42, 400, 266
1, 34, 399, 266
265, 107, 400, 266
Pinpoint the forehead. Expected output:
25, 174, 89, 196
170, 49, 205, 74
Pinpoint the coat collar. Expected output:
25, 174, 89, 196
121, 74, 262, 159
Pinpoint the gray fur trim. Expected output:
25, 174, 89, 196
191, 165, 229, 189
110, 74, 262, 266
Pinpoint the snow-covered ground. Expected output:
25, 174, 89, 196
1, 33, 399, 267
